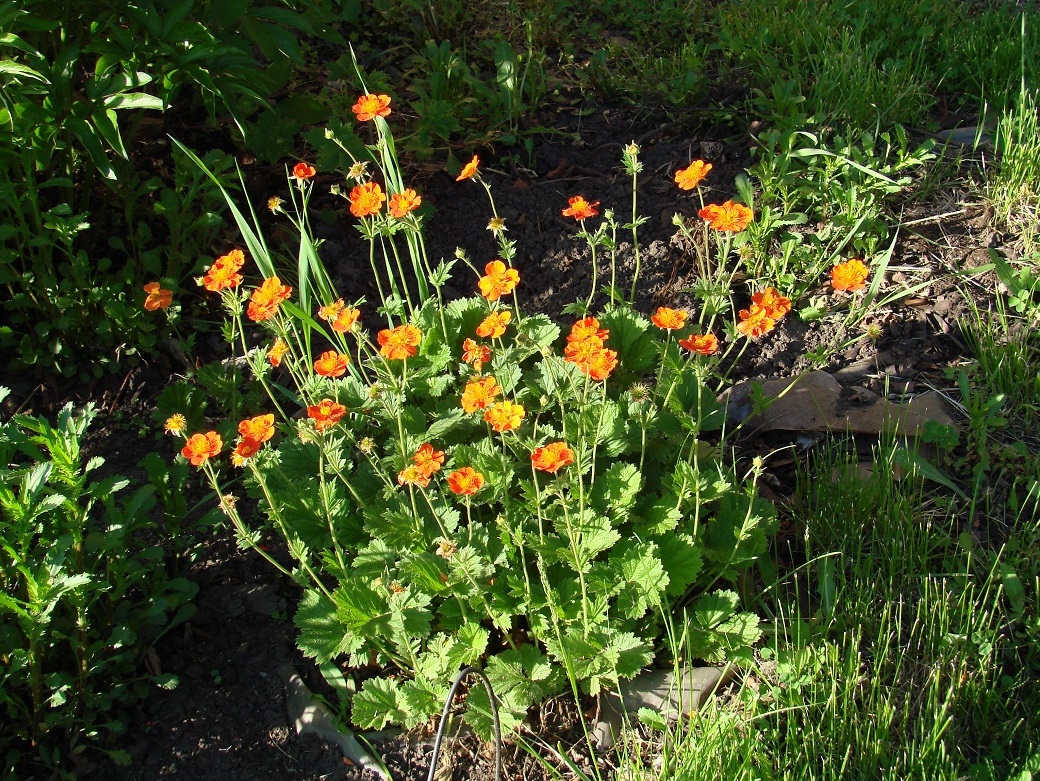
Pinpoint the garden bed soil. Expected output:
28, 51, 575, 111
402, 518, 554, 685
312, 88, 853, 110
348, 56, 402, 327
25, 102, 1015, 780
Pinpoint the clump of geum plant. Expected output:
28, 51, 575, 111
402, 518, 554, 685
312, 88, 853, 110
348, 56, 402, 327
167, 94, 783, 737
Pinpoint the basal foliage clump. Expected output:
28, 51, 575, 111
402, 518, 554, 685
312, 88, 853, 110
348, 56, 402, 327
168, 94, 779, 736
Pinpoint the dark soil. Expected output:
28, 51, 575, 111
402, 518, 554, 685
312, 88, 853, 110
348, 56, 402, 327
34, 102, 1016, 781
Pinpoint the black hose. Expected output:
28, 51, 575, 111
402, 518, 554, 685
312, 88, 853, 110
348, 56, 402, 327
426, 666, 502, 781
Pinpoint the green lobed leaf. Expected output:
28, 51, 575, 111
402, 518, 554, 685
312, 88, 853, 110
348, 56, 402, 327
590, 462, 641, 521
516, 314, 561, 354
610, 540, 668, 619
352, 677, 407, 729
657, 533, 703, 597
294, 589, 357, 663
466, 644, 562, 738
551, 509, 620, 572
704, 492, 777, 581
598, 305, 657, 375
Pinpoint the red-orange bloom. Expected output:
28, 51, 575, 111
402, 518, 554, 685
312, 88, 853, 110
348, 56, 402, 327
446, 467, 484, 496
201, 249, 246, 292
584, 348, 618, 381
238, 413, 275, 444
562, 195, 600, 220
307, 399, 347, 431
314, 350, 349, 378
674, 160, 713, 190
484, 400, 525, 432
476, 311, 511, 339
699, 200, 753, 233
462, 338, 491, 372
651, 307, 687, 331
531, 442, 575, 474
232, 437, 263, 465
349, 182, 386, 218
377, 324, 422, 360
292, 162, 316, 180
143, 282, 172, 311
181, 432, 222, 467
352, 93, 392, 122
456, 155, 480, 181
389, 188, 421, 218
318, 299, 360, 333
268, 338, 289, 367
678, 332, 720, 355
332, 306, 360, 333
567, 317, 608, 343
477, 260, 520, 301
752, 288, 792, 320
831, 259, 870, 292
412, 443, 445, 479
397, 465, 431, 488
461, 376, 502, 413
735, 304, 777, 339
564, 337, 603, 366
247, 276, 292, 322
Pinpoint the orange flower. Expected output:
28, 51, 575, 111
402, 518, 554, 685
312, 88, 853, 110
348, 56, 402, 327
567, 317, 608, 343
247, 276, 292, 322
314, 350, 349, 378
752, 288, 792, 320
462, 338, 491, 372
477, 260, 520, 301
564, 336, 603, 366
292, 162, 316, 180
412, 443, 445, 479
201, 249, 245, 292
461, 376, 502, 413
565, 339, 617, 380
678, 332, 720, 355
232, 437, 263, 466
352, 93, 392, 121
456, 155, 480, 181
268, 337, 289, 367
651, 306, 687, 331
318, 300, 360, 333
181, 432, 222, 467
531, 441, 575, 474
674, 160, 712, 190
446, 467, 485, 496
143, 282, 172, 311
562, 195, 600, 220
389, 188, 422, 218
699, 200, 753, 233
377, 323, 422, 360
484, 400, 525, 432
585, 348, 618, 381
831, 259, 870, 292
735, 304, 776, 339
318, 299, 344, 321
307, 399, 347, 431
349, 182, 385, 218
476, 310, 511, 339
331, 306, 360, 333
238, 413, 275, 444
397, 465, 431, 488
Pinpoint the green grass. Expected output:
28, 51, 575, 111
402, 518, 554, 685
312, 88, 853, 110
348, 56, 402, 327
989, 84, 1040, 251
605, 440, 1040, 780
713, 0, 1037, 131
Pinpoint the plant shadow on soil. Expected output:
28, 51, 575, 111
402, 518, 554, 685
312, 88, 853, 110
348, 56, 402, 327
52, 103, 1014, 781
